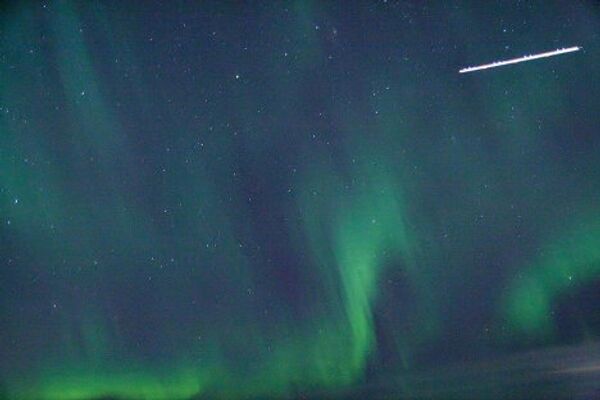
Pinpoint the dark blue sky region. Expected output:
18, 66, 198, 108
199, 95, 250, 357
1, 1, 599, 399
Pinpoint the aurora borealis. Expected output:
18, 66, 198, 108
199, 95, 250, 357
1, 1, 600, 399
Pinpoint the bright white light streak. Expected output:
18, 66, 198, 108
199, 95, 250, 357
459, 46, 581, 74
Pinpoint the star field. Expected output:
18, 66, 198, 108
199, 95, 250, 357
1, 1, 599, 399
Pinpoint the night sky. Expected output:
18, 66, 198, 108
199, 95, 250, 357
1, 1, 600, 399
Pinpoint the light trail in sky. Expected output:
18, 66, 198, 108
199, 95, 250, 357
459, 46, 581, 74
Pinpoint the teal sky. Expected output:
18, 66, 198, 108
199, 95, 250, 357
1, 1, 599, 399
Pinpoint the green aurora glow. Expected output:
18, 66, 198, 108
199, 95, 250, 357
1, 1, 599, 399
